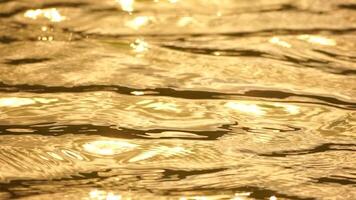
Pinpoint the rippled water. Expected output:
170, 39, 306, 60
0, 0, 356, 199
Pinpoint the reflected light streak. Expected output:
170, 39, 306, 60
136, 99, 154, 105
273, 103, 300, 114
143, 101, 181, 112
89, 190, 104, 199
38, 36, 54, 41
125, 16, 152, 30
282, 104, 300, 114
47, 152, 64, 160
6, 128, 35, 133
106, 192, 122, 200
24, 8, 66, 22
179, 197, 208, 200
131, 91, 145, 96
297, 35, 336, 46
234, 192, 251, 197
116, 0, 134, 12
231, 191, 251, 200
177, 16, 195, 27
41, 26, 48, 31
269, 37, 292, 48
130, 39, 149, 53
0, 97, 35, 107
83, 140, 137, 156
89, 190, 122, 200
61, 149, 85, 161
225, 102, 265, 116
0, 97, 57, 107
270, 196, 277, 200
168, 0, 179, 3
33, 97, 58, 103
129, 146, 190, 162
129, 149, 159, 162
230, 197, 244, 200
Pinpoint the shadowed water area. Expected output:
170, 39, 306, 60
0, 0, 356, 199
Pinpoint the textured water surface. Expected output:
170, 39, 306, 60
0, 0, 356, 199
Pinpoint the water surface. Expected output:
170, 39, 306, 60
0, 0, 356, 199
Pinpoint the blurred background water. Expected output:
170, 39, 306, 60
0, 0, 356, 199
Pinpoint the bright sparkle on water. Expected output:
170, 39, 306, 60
125, 16, 153, 30
225, 102, 266, 116
24, 8, 66, 22
116, 0, 135, 12
298, 35, 337, 46
130, 38, 149, 53
83, 140, 138, 156
269, 37, 292, 48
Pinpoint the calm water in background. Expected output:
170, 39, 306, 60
0, 0, 356, 199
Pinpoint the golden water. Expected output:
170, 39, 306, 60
0, 0, 356, 199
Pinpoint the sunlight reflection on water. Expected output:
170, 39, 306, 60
0, 0, 355, 199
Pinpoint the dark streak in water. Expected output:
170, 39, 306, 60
38, 2, 89, 9
161, 45, 265, 57
161, 45, 355, 75
314, 49, 356, 61
282, 55, 348, 75
243, 90, 356, 109
3, 58, 50, 65
338, 69, 356, 75
207, 4, 309, 15
0, 172, 317, 200
0, 8, 27, 18
80, 28, 356, 39
0, 0, 12, 4
259, 143, 356, 157
0, 36, 18, 44
0, 82, 355, 109
242, 125, 301, 133
163, 186, 316, 200
236, 186, 316, 200
316, 176, 356, 185
0, 123, 233, 140
338, 4, 356, 10
163, 168, 227, 180
0, 170, 110, 199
